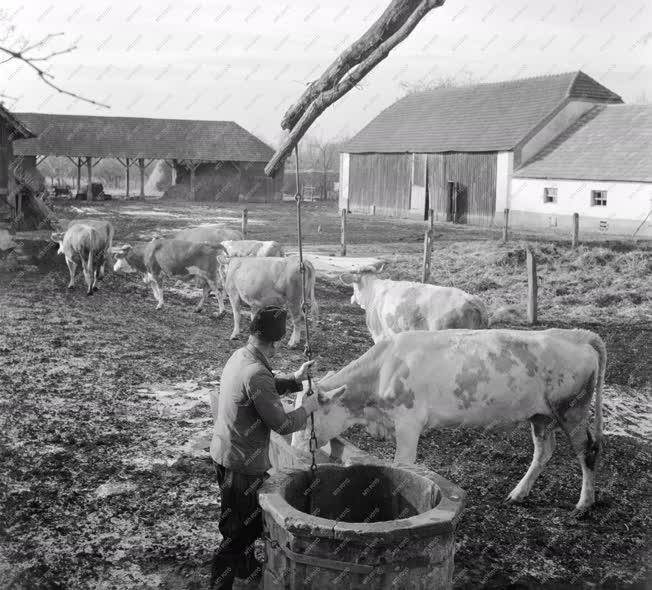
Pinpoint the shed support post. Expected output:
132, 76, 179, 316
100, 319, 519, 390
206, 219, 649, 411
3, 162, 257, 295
139, 158, 145, 198
125, 157, 130, 198
241, 208, 248, 238
171, 159, 177, 184
189, 164, 195, 201
572, 213, 579, 249
340, 208, 347, 256
503, 208, 509, 242
86, 157, 92, 201
77, 158, 81, 193
526, 247, 537, 325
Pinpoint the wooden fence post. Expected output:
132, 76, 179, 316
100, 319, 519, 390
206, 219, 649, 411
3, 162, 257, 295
526, 247, 537, 325
502, 208, 509, 242
340, 208, 347, 256
241, 208, 248, 238
421, 229, 432, 283
371, 204, 376, 216
572, 213, 579, 249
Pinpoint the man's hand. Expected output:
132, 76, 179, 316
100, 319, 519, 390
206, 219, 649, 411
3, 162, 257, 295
294, 360, 316, 383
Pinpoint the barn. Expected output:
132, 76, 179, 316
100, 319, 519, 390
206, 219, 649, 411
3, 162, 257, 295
13, 113, 282, 203
339, 71, 627, 228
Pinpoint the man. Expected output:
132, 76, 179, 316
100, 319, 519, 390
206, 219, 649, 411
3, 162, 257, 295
209, 306, 321, 590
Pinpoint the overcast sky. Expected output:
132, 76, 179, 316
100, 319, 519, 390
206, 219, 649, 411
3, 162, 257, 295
2, 0, 651, 146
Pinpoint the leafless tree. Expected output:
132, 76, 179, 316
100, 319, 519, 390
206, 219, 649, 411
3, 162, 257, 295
0, 9, 108, 107
399, 72, 479, 95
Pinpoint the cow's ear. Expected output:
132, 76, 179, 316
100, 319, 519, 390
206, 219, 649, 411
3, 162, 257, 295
318, 385, 347, 404
339, 273, 356, 286
217, 254, 230, 265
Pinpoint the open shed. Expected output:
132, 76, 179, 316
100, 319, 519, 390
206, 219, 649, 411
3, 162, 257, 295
12, 113, 283, 203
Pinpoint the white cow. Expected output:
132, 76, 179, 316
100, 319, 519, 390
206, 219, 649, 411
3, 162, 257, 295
293, 328, 605, 515
51, 224, 109, 295
341, 264, 488, 342
221, 239, 284, 258
58, 219, 114, 280
222, 255, 318, 347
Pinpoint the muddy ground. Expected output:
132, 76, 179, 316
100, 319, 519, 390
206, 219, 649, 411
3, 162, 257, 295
1, 200, 650, 589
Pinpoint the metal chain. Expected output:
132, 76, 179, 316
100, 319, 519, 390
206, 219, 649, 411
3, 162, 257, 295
293, 145, 318, 481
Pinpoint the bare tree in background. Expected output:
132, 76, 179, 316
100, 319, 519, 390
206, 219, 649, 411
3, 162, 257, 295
399, 72, 479, 95
307, 137, 338, 200
0, 9, 107, 107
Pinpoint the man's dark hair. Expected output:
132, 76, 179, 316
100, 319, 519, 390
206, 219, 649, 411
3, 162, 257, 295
250, 306, 287, 343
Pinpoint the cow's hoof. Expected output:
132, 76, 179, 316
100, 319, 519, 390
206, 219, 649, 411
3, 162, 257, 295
156, 305, 163, 310
503, 493, 525, 505
194, 308, 203, 313
93, 286, 99, 292
67, 285, 74, 290
287, 342, 300, 350
569, 506, 591, 520
86, 291, 93, 297
229, 334, 238, 340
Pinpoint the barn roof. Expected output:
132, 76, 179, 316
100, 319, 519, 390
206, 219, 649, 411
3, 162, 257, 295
343, 71, 622, 154
12, 113, 274, 162
514, 104, 652, 182
0, 104, 34, 139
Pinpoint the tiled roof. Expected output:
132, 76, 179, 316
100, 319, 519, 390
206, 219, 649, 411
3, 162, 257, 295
343, 71, 622, 153
0, 104, 34, 139
515, 105, 652, 182
12, 113, 274, 161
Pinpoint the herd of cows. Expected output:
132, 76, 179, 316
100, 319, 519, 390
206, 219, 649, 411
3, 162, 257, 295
50, 217, 607, 516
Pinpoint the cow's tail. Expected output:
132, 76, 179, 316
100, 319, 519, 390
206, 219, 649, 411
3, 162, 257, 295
586, 331, 606, 444
305, 261, 319, 321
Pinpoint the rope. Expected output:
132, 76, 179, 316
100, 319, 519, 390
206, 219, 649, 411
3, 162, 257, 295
293, 145, 318, 481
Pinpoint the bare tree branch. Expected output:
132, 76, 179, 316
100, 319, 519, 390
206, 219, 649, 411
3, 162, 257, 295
280, 0, 424, 131
0, 42, 109, 108
265, 0, 445, 177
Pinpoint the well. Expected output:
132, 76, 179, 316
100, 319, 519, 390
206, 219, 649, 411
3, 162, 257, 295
259, 462, 465, 589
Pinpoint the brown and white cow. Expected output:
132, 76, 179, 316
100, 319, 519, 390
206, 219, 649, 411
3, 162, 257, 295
341, 264, 488, 343
51, 224, 108, 295
293, 328, 605, 515
174, 224, 243, 246
221, 239, 284, 258
222, 255, 318, 347
113, 239, 226, 313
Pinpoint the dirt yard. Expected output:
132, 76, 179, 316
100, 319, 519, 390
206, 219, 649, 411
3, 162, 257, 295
1, 199, 650, 589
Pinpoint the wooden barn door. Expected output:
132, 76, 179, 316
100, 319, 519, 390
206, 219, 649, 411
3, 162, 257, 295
448, 181, 468, 224
410, 154, 426, 217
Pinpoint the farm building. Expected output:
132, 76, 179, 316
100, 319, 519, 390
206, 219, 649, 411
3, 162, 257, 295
339, 71, 650, 236
511, 105, 652, 236
13, 113, 282, 204
0, 104, 36, 228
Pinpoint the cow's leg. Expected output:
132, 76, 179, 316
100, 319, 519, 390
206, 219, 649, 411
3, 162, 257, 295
208, 275, 226, 317
195, 282, 209, 313
146, 272, 164, 309
393, 420, 420, 464
556, 382, 600, 516
506, 414, 556, 503
229, 293, 242, 339
287, 306, 302, 349
82, 254, 94, 296
65, 257, 77, 288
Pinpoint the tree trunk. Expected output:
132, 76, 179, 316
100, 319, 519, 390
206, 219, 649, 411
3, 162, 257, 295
266, 0, 445, 177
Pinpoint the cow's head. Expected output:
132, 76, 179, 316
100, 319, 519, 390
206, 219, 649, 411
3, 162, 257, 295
50, 232, 65, 255
112, 244, 135, 273
291, 379, 353, 451
340, 262, 385, 308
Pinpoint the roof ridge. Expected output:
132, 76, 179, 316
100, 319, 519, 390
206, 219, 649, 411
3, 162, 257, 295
15, 112, 237, 125
404, 71, 579, 98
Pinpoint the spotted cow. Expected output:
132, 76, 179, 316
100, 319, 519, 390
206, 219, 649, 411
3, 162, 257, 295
341, 265, 488, 343
293, 328, 606, 515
